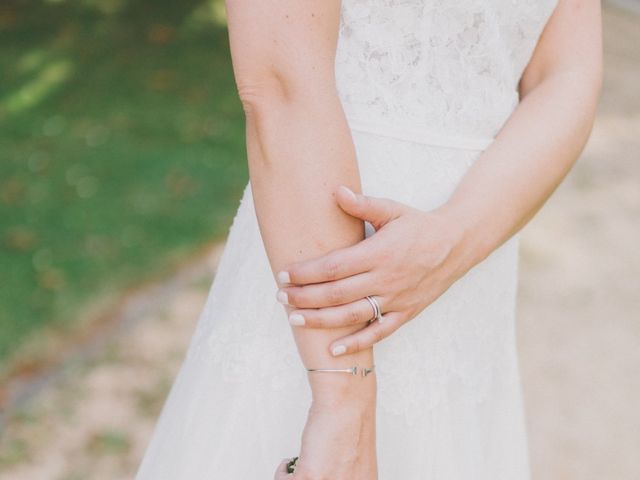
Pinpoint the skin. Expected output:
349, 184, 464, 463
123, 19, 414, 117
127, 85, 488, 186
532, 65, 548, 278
275, 0, 604, 359
225, 0, 377, 478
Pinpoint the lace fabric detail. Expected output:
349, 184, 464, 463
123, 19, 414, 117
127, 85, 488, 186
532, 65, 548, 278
336, 0, 559, 142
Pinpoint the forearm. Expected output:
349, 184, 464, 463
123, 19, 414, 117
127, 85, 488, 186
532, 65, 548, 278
439, 0, 603, 267
441, 69, 602, 267
245, 90, 375, 402
224, 0, 375, 403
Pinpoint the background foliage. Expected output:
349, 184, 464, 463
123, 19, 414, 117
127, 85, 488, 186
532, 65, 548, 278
0, 0, 247, 363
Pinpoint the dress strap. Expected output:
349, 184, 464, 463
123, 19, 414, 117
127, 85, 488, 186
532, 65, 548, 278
346, 116, 495, 151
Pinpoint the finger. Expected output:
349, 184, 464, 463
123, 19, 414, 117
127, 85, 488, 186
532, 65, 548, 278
278, 239, 377, 286
288, 295, 386, 328
336, 185, 404, 230
329, 311, 404, 356
278, 272, 375, 309
273, 458, 291, 479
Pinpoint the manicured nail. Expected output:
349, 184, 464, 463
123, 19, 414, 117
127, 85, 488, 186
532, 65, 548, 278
276, 289, 288, 304
288, 313, 305, 326
331, 344, 346, 356
339, 185, 357, 201
277, 271, 290, 284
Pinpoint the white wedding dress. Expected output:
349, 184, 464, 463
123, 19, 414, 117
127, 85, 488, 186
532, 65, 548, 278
136, 1, 558, 478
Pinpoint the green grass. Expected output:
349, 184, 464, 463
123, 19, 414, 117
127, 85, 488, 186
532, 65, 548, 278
0, 0, 247, 362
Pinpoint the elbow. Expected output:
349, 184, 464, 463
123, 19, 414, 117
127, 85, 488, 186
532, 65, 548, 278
584, 41, 604, 114
234, 69, 339, 169
520, 37, 604, 104
593, 61, 604, 108
236, 75, 287, 122
519, 65, 602, 104
526, 65, 603, 112
234, 72, 304, 170
235, 66, 336, 121
568, 68, 603, 142
582, 62, 604, 131
570, 66, 603, 149
234, 74, 294, 170
229, 33, 340, 165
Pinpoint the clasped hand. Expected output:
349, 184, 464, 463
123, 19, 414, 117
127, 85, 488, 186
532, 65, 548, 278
275, 185, 477, 357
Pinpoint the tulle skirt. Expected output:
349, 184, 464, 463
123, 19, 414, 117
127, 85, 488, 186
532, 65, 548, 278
135, 128, 529, 479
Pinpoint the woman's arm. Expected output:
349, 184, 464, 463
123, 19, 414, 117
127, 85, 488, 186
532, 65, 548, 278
268, 0, 603, 355
442, 0, 603, 264
226, 4, 377, 474
225, 0, 373, 399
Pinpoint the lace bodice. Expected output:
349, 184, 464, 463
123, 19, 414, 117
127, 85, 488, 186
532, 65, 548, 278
336, 0, 558, 146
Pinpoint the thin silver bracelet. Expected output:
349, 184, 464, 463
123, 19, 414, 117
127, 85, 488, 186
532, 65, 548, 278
306, 365, 375, 377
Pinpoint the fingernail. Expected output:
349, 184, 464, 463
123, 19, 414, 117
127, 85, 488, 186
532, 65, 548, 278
378, 314, 385, 324
288, 313, 305, 326
339, 185, 357, 201
276, 290, 288, 304
277, 271, 290, 284
331, 344, 346, 356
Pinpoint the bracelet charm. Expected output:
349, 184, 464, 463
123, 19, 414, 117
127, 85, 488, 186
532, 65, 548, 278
286, 456, 299, 473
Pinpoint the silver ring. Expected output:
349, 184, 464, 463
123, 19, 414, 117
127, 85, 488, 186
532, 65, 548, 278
365, 295, 382, 323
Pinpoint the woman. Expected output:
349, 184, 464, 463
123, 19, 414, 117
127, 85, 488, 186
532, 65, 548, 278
136, 0, 602, 478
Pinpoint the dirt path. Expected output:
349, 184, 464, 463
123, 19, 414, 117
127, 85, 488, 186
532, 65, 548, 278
517, 4, 640, 479
0, 244, 225, 480
1, 3, 638, 479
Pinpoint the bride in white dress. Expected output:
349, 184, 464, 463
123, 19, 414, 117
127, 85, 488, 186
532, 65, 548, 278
136, 1, 602, 478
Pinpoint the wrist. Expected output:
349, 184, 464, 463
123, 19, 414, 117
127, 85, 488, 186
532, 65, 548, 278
308, 367, 376, 410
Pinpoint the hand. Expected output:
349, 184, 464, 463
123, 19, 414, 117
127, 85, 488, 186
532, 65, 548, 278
273, 386, 377, 480
275, 185, 479, 356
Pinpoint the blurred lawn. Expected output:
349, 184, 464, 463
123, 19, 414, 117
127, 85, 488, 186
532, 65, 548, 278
0, 0, 247, 363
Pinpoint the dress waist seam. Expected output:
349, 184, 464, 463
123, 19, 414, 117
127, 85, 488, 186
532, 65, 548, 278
345, 116, 495, 151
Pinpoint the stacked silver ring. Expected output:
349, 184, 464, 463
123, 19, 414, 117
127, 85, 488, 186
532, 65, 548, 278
365, 295, 382, 323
